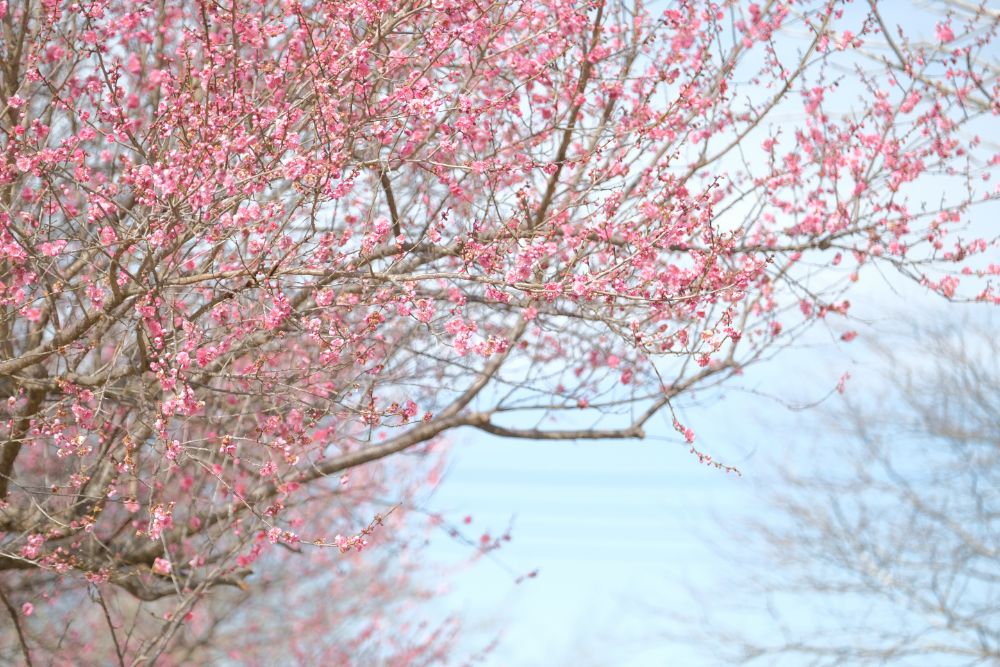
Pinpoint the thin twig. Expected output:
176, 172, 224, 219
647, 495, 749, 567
0, 585, 34, 667
96, 587, 126, 667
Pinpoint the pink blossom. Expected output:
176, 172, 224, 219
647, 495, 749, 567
936, 22, 955, 43
147, 504, 174, 540
38, 240, 67, 256
20, 534, 44, 560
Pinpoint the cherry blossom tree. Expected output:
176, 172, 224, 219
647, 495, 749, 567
0, 0, 997, 663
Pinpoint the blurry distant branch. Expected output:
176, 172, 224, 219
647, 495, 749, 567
688, 318, 1000, 666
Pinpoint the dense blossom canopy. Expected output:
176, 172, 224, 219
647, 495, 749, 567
0, 0, 996, 663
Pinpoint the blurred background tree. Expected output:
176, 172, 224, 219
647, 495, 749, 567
682, 318, 999, 666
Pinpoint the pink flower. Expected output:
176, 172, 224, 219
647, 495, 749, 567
936, 22, 954, 43
21, 603, 33, 616
152, 558, 172, 576
672, 417, 696, 443
20, 534, 44, 559
127, 53, 142, 74
148, 504, 174, 540
938, 276, 960, 298
38, 240, 67, 256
